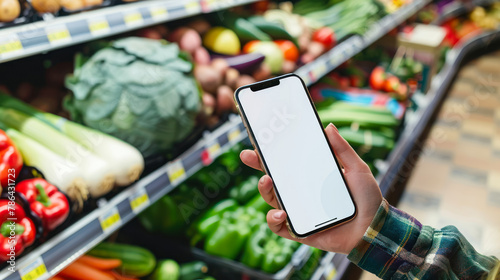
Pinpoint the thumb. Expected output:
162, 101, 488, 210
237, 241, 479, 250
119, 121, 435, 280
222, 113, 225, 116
325, 123, 370, 173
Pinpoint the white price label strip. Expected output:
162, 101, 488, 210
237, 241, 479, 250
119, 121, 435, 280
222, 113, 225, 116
206, 142, 221, 159
99, 207, 121, 232
46, 26, 71, 45
228, 128, 241, 143
130, 188, 150, 213
88, 18, 110, 36
19, 257, 49, 280
0, 35, 23, 58
124, 12, 143, 27
166, 160, 186, 186
185, 1, 201, 14
150, 6, 168, 21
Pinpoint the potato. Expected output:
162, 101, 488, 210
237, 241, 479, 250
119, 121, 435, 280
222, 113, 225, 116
211, 58, 229, 77
202, 92, 215, 116
216, 85, 235, 115
193, 47, 210, 65
225, 68, 240, 90
281, 60, 296, 74
0, 0, 21, 22
31, 0, 61, 13
168, 27, 201, 54
307, 41, 326, 59
16, 82, 35, 102
61, 0, 85, 11
206, 115, 220, 127
84, 0, 103, 7
188, 19, 211, 35
194, 65, 223, 94
252, 63, 271, 81
30, 87, 61, 113
235, 75, 256, 89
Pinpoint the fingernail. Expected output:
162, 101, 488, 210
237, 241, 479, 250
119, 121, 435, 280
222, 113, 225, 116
259, 176, 266, 185
328, 123, 338, 132
273, 211, 284, 220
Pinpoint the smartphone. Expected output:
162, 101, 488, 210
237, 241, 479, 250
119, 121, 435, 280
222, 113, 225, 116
234, 74, 356, 238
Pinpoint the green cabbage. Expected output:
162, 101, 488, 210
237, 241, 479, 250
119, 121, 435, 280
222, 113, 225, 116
65, 37, 201, 157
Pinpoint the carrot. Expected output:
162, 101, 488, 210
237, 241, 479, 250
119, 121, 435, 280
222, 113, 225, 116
76, 255, 122, 270
101, 270, 140, 280
59, 262, 114, 280
50, 276, 69, 280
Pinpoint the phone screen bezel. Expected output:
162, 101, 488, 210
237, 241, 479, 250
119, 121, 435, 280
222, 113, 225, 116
234, 73, 357, 238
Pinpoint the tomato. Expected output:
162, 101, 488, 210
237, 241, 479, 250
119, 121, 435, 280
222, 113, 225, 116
274, 40, 299, 62
369, 66, 386, 91
383, 75, 400, 93
312, 27, 336, 49
243, 40, 261, 54
251, 0, 270, 13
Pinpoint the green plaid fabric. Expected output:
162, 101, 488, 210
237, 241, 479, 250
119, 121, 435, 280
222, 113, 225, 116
348, 199, 499, 279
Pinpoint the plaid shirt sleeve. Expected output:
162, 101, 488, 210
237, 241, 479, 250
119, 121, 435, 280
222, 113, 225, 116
347, 199, 499, 279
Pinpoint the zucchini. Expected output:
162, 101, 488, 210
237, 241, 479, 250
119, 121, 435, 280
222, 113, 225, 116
179, 261, 208, 280
88, 242, 156, 277
149, 259, 180, 280
318, 109, 398, 128
246, 16, 299, 47
338, 127, 394, 159
327, 102, 394, 116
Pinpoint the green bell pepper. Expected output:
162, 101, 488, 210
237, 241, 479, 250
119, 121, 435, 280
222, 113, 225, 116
246, 193, 272, 214
189, 199, 239, 246
204, 207, 265, 260
229, 176, 259, 204
241, 224, 300, 273
138, 194, 187, 235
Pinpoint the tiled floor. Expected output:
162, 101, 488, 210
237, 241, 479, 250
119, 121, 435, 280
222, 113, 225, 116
360, 51, 500, 280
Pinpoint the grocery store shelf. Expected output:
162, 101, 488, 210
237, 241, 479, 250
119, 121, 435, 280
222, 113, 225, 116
0, 0, 257, 64
295, 0, 431, 87
0, 1, 432, 278
432, 0, 498, 25
0, 116, 247, 280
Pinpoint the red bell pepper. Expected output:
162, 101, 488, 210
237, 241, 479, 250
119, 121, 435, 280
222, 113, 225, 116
0, 129, 23, 189
16, 178, 70, 232
0, 199, 37, 262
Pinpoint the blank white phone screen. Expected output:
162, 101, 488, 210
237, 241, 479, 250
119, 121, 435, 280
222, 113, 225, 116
238, 75, 355, 235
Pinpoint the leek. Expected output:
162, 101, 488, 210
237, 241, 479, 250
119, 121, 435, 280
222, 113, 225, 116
0, 108, 115, 198
0, 93, 144, 186
4, 128, 88, 211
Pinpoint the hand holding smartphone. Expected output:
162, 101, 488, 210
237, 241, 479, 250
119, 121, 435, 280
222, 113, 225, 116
235, 74, 357, 238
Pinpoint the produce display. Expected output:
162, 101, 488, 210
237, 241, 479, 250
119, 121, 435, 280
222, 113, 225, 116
0, 0, 494, 278
0, 0, 142, 26
53, 242, 214, 280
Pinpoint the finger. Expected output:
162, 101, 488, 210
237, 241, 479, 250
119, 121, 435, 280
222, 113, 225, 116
325, 123, 370, 172
266, 209, 295, 240
258, 175, 279, 209
240, 150, 263, 171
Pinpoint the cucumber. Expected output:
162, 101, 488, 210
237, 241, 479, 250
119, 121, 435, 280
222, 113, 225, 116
246, 16, 299, 47
88, 242, 156, 277
149, 259, 180, 280
318, 109, 398, 128
211, 12, 271, 42
327, 102, 394, 116
179, 261, 208, 280
338, 127, 394, 158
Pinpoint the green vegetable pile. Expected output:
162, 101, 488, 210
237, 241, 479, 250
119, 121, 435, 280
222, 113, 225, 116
65, 37, 201, 157
139, 146, 311, 274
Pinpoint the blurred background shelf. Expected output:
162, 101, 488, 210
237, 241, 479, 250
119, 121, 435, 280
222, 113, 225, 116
0, 0, 257, 63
